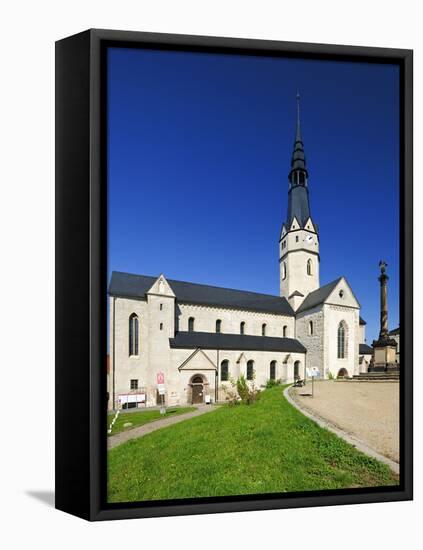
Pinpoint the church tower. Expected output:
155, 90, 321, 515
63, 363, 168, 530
279, 94, 320, 308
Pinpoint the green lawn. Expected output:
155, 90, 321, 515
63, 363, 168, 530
108, 386, 398, 502
108, 407, 196, 436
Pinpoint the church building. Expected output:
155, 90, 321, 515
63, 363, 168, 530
108, 96, 369, 410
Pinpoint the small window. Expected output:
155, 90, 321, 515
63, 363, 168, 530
339, 289, 344, 298
283, 325, 287, 337
216, 319, 222, 333
296, 235, 299, 242
130, 379, 138, 390
160, 323, 163, 331
221, 360, 229, 382
262, 323, 267, 336
309, 320, 314, 335
160, 303, 163, 310
188, 317, 195, 332
240, 321, 245, 335
270, 360, 276, 380
282, 262, 287, 280
307, 259, 312, 276
247, 360, 254, 380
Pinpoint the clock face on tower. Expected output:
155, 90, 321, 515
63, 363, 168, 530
304, 235, 313, 244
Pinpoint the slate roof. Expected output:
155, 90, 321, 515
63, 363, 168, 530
388, 327, 400, 336
109, 271, 295, 316
169, 331, 306, 353
359, 317, 367, 325
296, 277, 343, 313
359, 343, 373, 355
286, 185, 311, 228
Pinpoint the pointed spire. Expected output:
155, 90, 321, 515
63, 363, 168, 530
296, 91, 301, 142
289, 91, 307, 179
286, 92, 311, 228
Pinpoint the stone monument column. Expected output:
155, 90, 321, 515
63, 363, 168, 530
379, 261, 389, 339
371, 261, 398, 372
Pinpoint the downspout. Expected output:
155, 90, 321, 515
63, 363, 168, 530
112, 296, 116, 410
216, 348, 219, 403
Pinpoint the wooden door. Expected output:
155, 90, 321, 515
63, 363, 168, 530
192, 384, 203, 404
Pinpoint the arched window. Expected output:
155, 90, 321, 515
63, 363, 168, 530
337, 321, 347, 359
282, 262, 287, 280
129, 314, 139, 356
216, 319, 222, 333
283, 325, 287, 337
240, 321, 245, 335
188, 317, 195, 332
221, 360, 229, 382
309, 320, 313, 336
270, 360, 276, 380
262, 323, 267, 336
307, 259, 312, 276
246, 360, 254, 380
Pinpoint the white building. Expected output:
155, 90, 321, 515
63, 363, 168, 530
388, 327, 400, 363
108, 96, 370, 410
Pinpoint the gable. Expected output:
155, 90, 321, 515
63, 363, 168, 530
178, 348, 217, 371
327, 277, 360, 309
146, 274, 176, 298
290, 216, 300, 231
280, 224, 287, 240
304, 217, 316, 233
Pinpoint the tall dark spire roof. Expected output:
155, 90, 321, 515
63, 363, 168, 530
285, 93, 313, 229
290, 92, 307, 174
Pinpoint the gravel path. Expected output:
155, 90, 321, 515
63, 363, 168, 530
108, 405, 218, 449
289, 381, 399, 463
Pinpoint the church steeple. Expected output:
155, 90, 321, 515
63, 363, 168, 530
291, 92, 307, 175
279, 93, 320, 305
286, 92, 311, 228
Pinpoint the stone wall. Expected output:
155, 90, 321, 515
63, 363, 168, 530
178, 303, 295, 338
324, 304, 359, 378
296, 305, 325, 376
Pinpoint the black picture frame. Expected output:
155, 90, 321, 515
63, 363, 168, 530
55, 28, 413, 521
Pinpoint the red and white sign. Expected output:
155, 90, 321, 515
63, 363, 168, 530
156, 371, 165, 385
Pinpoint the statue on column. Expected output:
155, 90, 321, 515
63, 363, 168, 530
371, 261, 398, 371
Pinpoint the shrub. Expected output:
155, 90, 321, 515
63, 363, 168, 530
265, 378, 282, 389
328, 371, 334, 380
237, 374, 261, 405
222, 374, 260, 405
221, 378, 240, 406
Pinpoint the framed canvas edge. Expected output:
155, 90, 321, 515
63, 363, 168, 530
55, 28, 413, 522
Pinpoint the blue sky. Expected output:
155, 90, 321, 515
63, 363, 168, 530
107, 47, 399, 343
